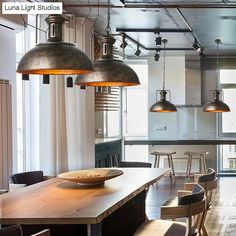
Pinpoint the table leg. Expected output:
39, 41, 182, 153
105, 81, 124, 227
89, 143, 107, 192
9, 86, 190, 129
87, 223, 102, 236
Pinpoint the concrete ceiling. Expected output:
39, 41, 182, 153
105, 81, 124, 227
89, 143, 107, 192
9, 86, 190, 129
62, 0, 236, 58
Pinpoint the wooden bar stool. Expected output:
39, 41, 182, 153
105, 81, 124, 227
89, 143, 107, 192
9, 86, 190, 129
151, 151, 176, 183
184, 151, 208, 181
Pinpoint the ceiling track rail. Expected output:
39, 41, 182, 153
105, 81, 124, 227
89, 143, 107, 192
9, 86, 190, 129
119, 32, 194, 51
116, 28, 192, 33
64, 3, 236, 9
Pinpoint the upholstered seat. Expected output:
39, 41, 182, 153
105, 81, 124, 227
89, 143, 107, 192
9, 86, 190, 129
134, 220, 198, 236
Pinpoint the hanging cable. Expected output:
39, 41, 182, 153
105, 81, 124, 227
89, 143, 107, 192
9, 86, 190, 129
105, 0, 111, 34
162, 39, 167, 90
215, 39, 220, 90
67, 16, 73, 88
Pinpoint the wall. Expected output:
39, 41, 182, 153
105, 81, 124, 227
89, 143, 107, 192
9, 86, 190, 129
147, 55, 217, 173
186, 69, 201, 105
202, 70, 217, 104
148, 56, 185, 139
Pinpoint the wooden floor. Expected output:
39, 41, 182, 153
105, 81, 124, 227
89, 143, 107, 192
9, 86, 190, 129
146, 176, 236, 236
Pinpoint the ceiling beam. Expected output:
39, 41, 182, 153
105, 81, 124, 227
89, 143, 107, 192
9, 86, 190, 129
116, 28, 192, 33
64, 3, 236, 9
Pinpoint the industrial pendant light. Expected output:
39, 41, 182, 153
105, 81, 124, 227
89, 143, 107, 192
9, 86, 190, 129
203, 39, 230, 112
150, 39, 177, 113
75, 0, 140, 87
17, 14, 94, 75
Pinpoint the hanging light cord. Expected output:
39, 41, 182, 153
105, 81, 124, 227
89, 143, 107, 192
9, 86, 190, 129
216, 39, 219, 90
162, 40, 166, 90
105, 0, 111, 34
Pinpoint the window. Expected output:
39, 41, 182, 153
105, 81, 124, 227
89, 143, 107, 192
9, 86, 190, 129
123, 62, 148, 137
123, 61, 149, 162
219, 69, 236, 173
16, 15, 40, 172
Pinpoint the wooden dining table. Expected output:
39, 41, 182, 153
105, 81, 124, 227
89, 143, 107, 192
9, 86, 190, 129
0, 168, 169, 236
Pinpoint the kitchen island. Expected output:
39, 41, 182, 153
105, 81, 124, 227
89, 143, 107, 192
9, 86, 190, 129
124, 137, 236, 145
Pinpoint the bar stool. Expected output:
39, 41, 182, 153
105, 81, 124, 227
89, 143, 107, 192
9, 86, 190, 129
151, 151, 176, 183
184, 151, 208, 180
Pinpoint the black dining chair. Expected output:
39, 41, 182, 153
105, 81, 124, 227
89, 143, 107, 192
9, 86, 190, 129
0, 225, 50, 236
10, 171, 44, 186
118, 161, 152, 168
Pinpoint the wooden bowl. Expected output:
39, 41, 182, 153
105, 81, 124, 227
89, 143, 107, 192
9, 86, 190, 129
58, 168, 123, 186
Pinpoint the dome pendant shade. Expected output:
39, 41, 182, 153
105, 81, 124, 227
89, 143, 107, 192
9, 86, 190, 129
203, 90, 230, 112
17, 15, 94, 75
150, 90, 177, 112
75, 34, 140, 86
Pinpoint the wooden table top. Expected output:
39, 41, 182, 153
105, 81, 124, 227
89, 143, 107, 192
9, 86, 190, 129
0, 168, 169, 225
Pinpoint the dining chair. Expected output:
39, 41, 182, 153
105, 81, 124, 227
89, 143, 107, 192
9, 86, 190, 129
161, 168, 217, 236
118, 160, 152, 221
0, 189, 8, 195
134, 184, 206, 236
118, 161, 152, 168
0, 225, 50, 236
10, 171, 44, 186
185, 168, 217, 236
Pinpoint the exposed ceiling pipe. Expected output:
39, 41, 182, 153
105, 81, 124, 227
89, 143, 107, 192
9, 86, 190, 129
64, 3, 236, 9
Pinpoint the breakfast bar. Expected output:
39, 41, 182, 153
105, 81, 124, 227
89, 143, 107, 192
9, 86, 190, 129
0, 168, 169, 236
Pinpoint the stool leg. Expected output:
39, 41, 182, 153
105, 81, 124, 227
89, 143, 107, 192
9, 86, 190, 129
167, 155, 172, 179
199, 156, 202, 174
203, 155, 207, 173
153, 155, 157, 168
188, 155, 193, 180
170, 154, 176, 183
156, 155, 160, 168
186, 155, 190, 180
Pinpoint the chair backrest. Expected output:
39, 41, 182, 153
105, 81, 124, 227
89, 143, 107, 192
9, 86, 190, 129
175, 184, 206, 236
178, 184, 205, 206
0, 226, 50, 236
197, 168, 217, 208
118, 161, 152, 168
0, 225, 23, 236
10, 171, 44, 186
162, 184, 205, 218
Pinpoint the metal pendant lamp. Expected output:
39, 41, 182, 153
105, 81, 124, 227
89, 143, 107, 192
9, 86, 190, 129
203, 39, 230, 112
150, 39, 177, 113
17, 14, 94, 75
75, 0, 140, 87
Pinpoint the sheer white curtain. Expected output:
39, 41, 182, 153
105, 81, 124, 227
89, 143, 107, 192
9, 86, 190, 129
23, 17, 95, 176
